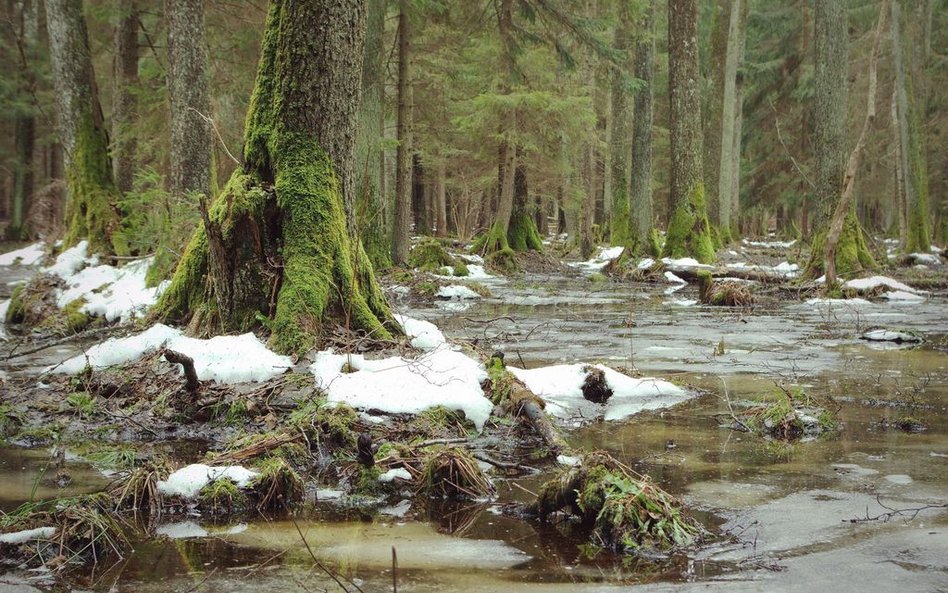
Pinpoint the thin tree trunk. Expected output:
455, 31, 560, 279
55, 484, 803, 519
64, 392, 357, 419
629, 0, 655, 250
434, 160, 447, 237
112, 0, 138, 196
392, 0, 412, 264
166, 0, 210, 201
354, 0, 389, 267
8, 0, 38, 240
891, 89, 907, 246
728, 0, 748, 239
608, 0, 632, 246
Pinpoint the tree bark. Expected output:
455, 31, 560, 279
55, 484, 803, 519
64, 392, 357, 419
112, 0, 138, 196
434, 159, 447, 237
664, 0, 714, 263
45, 0, 125, 255
392, 0, 412, 265
608, 0, 633, 247
166, 0, 211, 200
630, 0, 655, 252
156, 0, 397, 355
7, 0, 38, 240
355, 0, 390, 268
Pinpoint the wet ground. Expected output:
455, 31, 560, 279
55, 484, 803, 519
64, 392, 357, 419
1, 247, 947, 593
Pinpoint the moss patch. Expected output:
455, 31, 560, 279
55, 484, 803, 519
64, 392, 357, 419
662, 183, 715, 264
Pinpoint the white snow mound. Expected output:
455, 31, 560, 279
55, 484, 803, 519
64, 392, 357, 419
508, 363, 690, 422
0, 526, 57, 544
51, 324, 292, 383
157, 464, 259, 499
843, 275, 922, 294
436, 285, 481, 300
395, 314, 446, 350
310, 347, 493, 432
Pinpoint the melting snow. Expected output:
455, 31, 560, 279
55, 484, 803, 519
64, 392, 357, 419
50, 324, 292, 383
395, 314, 446, 350
41, 240, 167, 322
309, 347, 493, 432
157, 464, 259, 499
0, 526, 56, 544
436, 285, 481, 300
379, 468, 413, 483
571, 245, 624, 272
861, 329, 921, 343
0, 243, 46, 266
843, 276, 922, 294
508, 363, 690, 422
664, 271, 687, 284
741, 238, 797, 249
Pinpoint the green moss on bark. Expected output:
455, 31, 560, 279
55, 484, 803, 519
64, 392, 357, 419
610, 186, 631, 247
508, 206, 543, 252
63, 114, 127, 256
803, 211, 877, 280
663, 183, 715, 263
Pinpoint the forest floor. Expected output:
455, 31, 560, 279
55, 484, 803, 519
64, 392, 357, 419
0, 235, 946, 593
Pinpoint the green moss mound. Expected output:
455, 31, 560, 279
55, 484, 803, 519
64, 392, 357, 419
530, 452, 701, 553
408, 237, 455, 272
662, 183, 715, 264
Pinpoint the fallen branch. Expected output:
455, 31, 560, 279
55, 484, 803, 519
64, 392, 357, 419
845, 495, 947, 524
163, 349, 199, 392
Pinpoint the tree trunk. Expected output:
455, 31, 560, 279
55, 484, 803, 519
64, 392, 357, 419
629, 0, 655, 253
166, 0, 211, 200
156, 0, 397, 355
802, 0, 877, 280
890, 0, 930, 254
664, 0, 714, 263
112, 0, 138, 196
392, 0, 412, 265
820, 0, 887, 285
508, 158, 542, 251
704, 0, 742, 244
7, 0, 38, 240
45, 0, 125, 255
608, 0, 632, 247
355, 0, 390, 268
434, 159, 447, 237
891, 89, 907, 247
728, 0, 748, 239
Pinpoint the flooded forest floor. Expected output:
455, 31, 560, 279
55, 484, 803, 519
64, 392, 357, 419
1, 237, 946, 593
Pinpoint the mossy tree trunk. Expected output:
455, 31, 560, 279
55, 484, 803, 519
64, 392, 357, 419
354, 0, 391, 268
664, 0, 714, 263
392, 0, 412, 265
155, 0, 397, 356
508, 161, 543, 251
804, 0, 877, 280
45, 0, 126, 255
629, 0, 656, 254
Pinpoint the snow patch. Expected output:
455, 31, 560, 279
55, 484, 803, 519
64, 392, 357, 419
0, 242, 45, 266
861, 329, 921, 343
51, 324, 292, 383
570, 246, 624, 272
0, 299, 9, 341
395, 314, 446, 350
909, 252, 941, 266
0, 526, 56, 544
662, 257, 714, 270
309, 347, 493, 432
508, 363, 690, 422
880, 290, 925, 302
42, 240, 167, 322
741, 238, 796, 249
379, 468, 413, 483
664, 271, 686, 284
436, 285, 481, 300
157, 464, 259, 499
843, 275, 922, 294
665, 298, 698, 307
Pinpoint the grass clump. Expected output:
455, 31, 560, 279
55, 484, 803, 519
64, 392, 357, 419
453, 260, 470, 277
111, 461, 169, 513
529, 451, 701, 554
697, 271, 755, 307
199, 478, 248, 514
0, 493, 127, 563
736, 386, 841, 441
421, 447, 494, 500
250, 456, 304, 511
65, 391, 96, 418
289, 396, 358, 448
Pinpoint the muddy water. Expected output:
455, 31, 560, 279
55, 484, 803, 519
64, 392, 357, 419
2, 265, 947, 593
